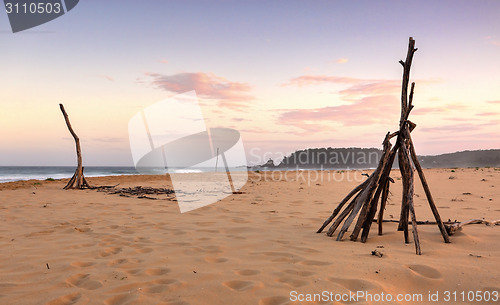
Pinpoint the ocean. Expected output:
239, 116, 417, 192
0, 166, 141, 183
0, 166, 249, 183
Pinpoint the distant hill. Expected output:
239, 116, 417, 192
255, 148, 500, 169
417, 149, 500, 168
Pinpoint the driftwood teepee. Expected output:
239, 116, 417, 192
317, 37, 450, 255
59, 103, 91, 189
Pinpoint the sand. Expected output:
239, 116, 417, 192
0, 168, 499, 305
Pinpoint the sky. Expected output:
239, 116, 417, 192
0, 0, 499, 166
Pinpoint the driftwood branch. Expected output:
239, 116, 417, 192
409, 134, 450, 243
59, 104, 91, 189
446, 219, 500, 235
317, 178, 369, 233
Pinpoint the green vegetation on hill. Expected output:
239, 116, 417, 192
257, 148, 500, 169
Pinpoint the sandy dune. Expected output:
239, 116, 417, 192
0, 168, 499, 305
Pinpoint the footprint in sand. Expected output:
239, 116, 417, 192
254, 251, 302, 263
289, 246, 321, 254
142, 285, 167, 294
202, 245, 223, 253
135, 247, 153, 254
108, 283, 144, 293
222, 280, 259, 291
133, 236, 151, 243
168, 242, 192, 247
107, 258, 128, 266
407, 264, 442, 279
258, 296, 290, 305
65, 273, 102, 290
125, 269, 143, 276
186, 245, 222, 255
45, 292, 81, 305
328, 277, 378, 291
194, 221, 216, 227
256, 251, 297, 258
231, 217, 250, 224
142, 279, 186, 294
145, 268, 171, 276
282, 269, 316, 277
70, 261, 95, 268
226, 234, 246, 240
101, 236, 118, 243
104, 293, 136, 305
0, 283, 17, 289
299, 260, 331, 266
204, 256, 228, 263
275, 277, 308, 288
235, 269, 260, 276
99, 247, 122, 257
152, 279, 179, 285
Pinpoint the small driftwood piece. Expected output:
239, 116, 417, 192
317, 37, 450, 255
445, 219, 500, 235
59, 104, 91, 189
374, 219, 451, 225
98, 186, 175, 200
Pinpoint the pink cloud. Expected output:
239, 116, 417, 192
442, 117, 476, 122
420, 120, 499, 134
159, 59, 169, 64
336, 58, 349, 64
477, 112, 499, 117
484, 36, 500, 47
412, 103, 469, 115
487, 100, 500, 104
282, 75, 363, 87
146, 72, 254, 109
277, 74, 419, 132
97, 74, 114, 81
239, 127, 270, 134
278, 95, 399, 131
339, 80, 400, 99
277, 74, 443, 133
420, 124, 482, 133
282, 74, 439, 100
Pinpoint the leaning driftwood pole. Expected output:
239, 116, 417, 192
317, 37, 450, 255
408, 134, 450, 243
59, 104, 91, 189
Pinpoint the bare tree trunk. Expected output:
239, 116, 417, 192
59, 104, 91, 189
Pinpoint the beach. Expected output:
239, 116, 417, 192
0, 168, 499, 305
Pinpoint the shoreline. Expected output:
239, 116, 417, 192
2, 165, 498, 185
